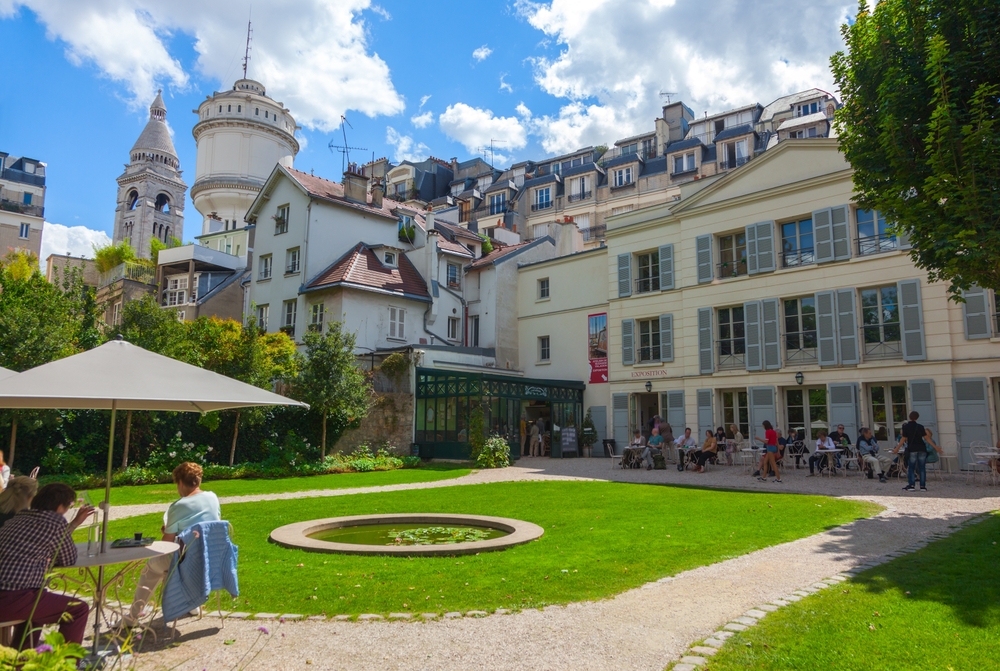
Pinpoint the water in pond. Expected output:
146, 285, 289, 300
309, 524, 509, 546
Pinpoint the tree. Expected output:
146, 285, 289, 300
831, 0, 1000, 297
294, 323, 372, 458
479, 234, 494, 255
93, 241, 139, 273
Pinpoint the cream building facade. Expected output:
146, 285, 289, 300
0, 152, 45, 258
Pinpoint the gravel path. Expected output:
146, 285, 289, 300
114, 460, 999, 671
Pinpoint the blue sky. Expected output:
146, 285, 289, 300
0, 0, 855, 260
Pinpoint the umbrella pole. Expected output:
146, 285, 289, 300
7, 414, 15, 469
90, 401, 116, 660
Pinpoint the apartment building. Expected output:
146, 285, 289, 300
0, 151, 45, 258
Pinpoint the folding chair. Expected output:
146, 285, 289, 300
605, 441, 623, 470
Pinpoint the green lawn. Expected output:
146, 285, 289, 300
89, 481, 878, 617
705, 512, 1000, 671
84, 463, 470, 506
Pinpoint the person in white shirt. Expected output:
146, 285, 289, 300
675, 428, 697, 471
857, 427, 891, 483
808, 430, 836, 475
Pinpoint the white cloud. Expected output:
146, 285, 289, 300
369, 4, 391, 20
499, 73, 513, 94
1, 0, 404, 130
472, 44, 492, 62
39, 222, 111, 263
419, 94, 431, 109
438, 103, 527, 154
386, 127, 429, 163
515, 0, 849, 153
410, 111, 434, 128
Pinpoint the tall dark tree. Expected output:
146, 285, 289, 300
831, 0, 1000, 297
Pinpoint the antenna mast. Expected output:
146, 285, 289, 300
328, 115, 368, 173
659, 91, 679, 104
242, 13, 253, 79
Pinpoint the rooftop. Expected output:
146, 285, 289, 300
304, 243, 431, 301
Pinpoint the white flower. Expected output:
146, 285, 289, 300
176, 431, 182, 438
56, 443, 64, 450
169, 451, 176, 458
206, 447, 213, 452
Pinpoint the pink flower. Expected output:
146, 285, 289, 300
257, 626, 270, 635
35, 644, 53, 654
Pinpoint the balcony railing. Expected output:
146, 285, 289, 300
0, 199, 44, 218
567, 190, 592, 203
637, 345, 662, 363
531, 201, 553, 212
718, 338, 746, 370
782, 247, 816, 268
258, 269, 271, 281
597, 146, 645, 167
285, 263, 300, 274
858, 234, 898, 257
785, 331, 818, 364
1, 168, 45, 187
718, 156, 751, 170
634, 276, 660, 294
98, 261, 155, 289
717, 259, 747, 279
609, 179, 635, 190
581, 225, 606, 242
862, 326, 902, 360
280, 325, 295, 338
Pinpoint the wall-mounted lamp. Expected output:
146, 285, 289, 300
795, 372, 804, 386
645, 381, 653, 393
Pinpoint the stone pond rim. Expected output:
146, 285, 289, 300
269, 513, 545, 557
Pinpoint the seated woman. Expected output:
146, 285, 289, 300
641, 427, 664, 470
691, 430, 719, 473
786, 428, 809, 468
0, 476, 38, 530
808, 430, 836, 475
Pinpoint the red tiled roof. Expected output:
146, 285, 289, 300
465, 241, 533, 271
437, 238, 473, 257
434, 219, 482, 242
306, 243, 430, 300
284, 167, 403, 221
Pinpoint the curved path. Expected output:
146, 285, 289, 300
120, 460, 1000, 671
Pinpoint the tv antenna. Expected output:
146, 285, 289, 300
328, 115, 367, 173
242, 12, 253, 79
478, 138, 507, 168
659, 91, 679, 104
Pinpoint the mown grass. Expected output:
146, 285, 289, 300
82, 462, 470, 506
87, 480, 878, 617
705, 512, 1000, 671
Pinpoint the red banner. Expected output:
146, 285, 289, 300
588, 313, 608, 384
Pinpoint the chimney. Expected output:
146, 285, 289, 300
424, 230, 439, 325
450, 157, 459, 175
371, 177, 384, 209
342, 163, 367, 204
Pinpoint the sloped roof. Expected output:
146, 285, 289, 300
465, 237, 552, 271
304, 243, 431, 301
131, 97, 177, 157
777, 111, 829, 132
437, 238, 474, 258
714, 124, 756, 143
760, 88, 836, 123
284, 167, 402, 221
664, 137, 706, 154
434, 219, 482, 242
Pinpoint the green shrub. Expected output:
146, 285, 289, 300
475, 434, 510, 469
145, 432, 212, 471
41, 443, 86, 474
468, 404, 486, 461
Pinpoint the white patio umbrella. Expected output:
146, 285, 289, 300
0, 337, 307, 654
0, 366, 18, 468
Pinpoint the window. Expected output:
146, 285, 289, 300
672, 152, 695, 174
613, 166, 633, 187
785, 388, 828, 441
637, 319, 661, 362
533, 187, 552, 211
856, 209, 896, 255
568, 176, 590, 202
176, 311, 185, 322
274, 205, 289, 234
781, 218, 814, 267
255, 107, 259, 116
861, 286, 901, 359
21, 192, 31, 205
389, 307, 406, 340
718, 232, 747, 278
489, 193, 507, 215
721, 390, 749, 438
470, 315, 480, 347
721, 139, 748, 169
538, 336, 551, 362
611, 204, 634, 216
383, 251, 397, 267
256, 304, 269, 330
285, 248, 300, 274
446, 263, 461, 289
227, 104, 231, 112
717, 306, 746, 370
641, 138, 657, 159
126, 190, 138, 210
265, 110, 269, 119
635, 251, 660, 293
459, 200, 471, 223
165, 277, 188, 306
538, 278, 550, 300
784, 297, 817, 363
551, 162, 561, 175
282, 300, 297, 336
791, 127, 819, 139
310, 303, 325, 332
796, 101, 820, 117
448, 317, 460, 341
620, 142, 638, 155
218, 105, 222, 113
112, 302, 122, 326
18, 223, 29, 239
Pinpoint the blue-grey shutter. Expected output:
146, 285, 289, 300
761, 297, 781, 370
696, 235, 713, 284
617, 253, 631, 298
907, 379, 937, 438
962, 287, 991, 340
743, 300, 762, 371
664, 390, 685, 434
896, 221, 912, 249
828, 383, 861, 443
813, 207, 834, 263
658, 243, 674, 291
953, 378, 991, 469
897, 279, 925, 361
748, 386, 776, 443
659, 313, 673, 362
697, 389, 714, 440
831, 205, 851, 260
836, 288, 859, 365
697, 307, 713, 374
815, 290, 838, 366
745, 223, 759, 275
752, 221, 775, 273
611, 393, 630, 454
621, 319, 635, 366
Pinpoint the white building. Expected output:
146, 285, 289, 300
0, 152, 45, 258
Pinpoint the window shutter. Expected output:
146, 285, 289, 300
815, 290, 838, 366
745, 223, 758, 275
743, 300, 762, 371
953, 379, 991, 468
836, 288, 859, 365
828, 383, 861, 443
621, 319, 635, 366
897, 279, 926, 361
761, 297, 781, 370
658, 243, 674, 291
907, 379, 937, 438
664, 390, 685, 434
697, 307, 714, 374
697, 389, 714, 440
611, 393, 630, 453
617, 254, 632, 297
813, 207, 834, 263
659, 313, 674, 362
696, 235, 713, 284
897, 223, 912, 249
389, 307, 397, 339
962, 286, 991, 340
748, 386, 776, 442
831, 205, 851, 260
750, 221, 775, 273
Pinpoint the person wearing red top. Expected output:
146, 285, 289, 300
754, 420, 782, 483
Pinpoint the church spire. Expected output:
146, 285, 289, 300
150, 89, 166, 121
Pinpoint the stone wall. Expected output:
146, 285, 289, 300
334, 392, 414, 455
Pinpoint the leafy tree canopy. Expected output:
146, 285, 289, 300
831, 0, 1000, 297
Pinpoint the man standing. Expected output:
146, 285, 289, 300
675, 428, 697, 471
894, 411, 942, 492
858, 427, 892, 483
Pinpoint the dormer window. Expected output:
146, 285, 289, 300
796, 101, 820, 117
383, 251, 397, 267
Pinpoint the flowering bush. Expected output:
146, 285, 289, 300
475, 435, 510, 469
40, 443, 86, 475
145, 432, 212, 472
0, 632, 86, 670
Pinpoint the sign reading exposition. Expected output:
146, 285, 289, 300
588, 312, 608, 384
